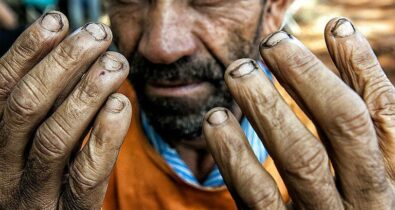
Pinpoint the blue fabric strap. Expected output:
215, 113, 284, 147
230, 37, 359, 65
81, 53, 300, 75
142, 114, 268, 187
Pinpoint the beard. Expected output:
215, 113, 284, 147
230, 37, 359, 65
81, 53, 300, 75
128, 36, 255, 141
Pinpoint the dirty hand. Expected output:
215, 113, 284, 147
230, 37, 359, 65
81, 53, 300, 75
204, 18, 395, 209
0, 12, 131, 209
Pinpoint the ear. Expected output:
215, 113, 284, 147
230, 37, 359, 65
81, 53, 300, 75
261, 0, 294, 36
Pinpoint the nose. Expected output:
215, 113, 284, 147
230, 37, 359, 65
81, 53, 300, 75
138, 2, 197, 64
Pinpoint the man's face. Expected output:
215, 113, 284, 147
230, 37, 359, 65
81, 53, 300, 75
108, 0, 266, 140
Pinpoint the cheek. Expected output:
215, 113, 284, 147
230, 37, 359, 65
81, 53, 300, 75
193, 4, 262, 64
109, 8, 143, 57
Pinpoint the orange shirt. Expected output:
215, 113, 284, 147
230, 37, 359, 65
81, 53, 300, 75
103, 80, 316, 209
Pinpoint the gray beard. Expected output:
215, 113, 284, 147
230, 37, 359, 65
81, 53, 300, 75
142, 82, 233, 140
129, 34, 255, 141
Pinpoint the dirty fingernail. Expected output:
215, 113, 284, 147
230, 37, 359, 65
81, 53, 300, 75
332, 18, 355, 38
229, 60, 258, 78
40, 12, 63, 32
207, 109, 228, 125
261, 31, 291, 48
101, 53, 123, 71
84, 23, 107, 41
105, 95, 125, 113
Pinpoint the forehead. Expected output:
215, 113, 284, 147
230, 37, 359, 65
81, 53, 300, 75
106, 0, 264, 9
107, 0, 265, 23
107, 0, 266, 62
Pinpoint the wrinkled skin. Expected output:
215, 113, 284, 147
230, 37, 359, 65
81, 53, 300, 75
108, 0, 288, 180
203, 19, 395, 209
0, 12, 132, 209
108, 0, 267, 142
0, 0, 393, 209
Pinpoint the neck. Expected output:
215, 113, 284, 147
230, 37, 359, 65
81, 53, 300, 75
175, 139, 215, 183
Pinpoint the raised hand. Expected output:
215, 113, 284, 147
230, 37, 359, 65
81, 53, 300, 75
203, 18, 395, 209
0, 12, 132, 209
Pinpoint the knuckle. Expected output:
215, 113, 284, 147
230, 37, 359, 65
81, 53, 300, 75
61, 80, 101, 120
364, 75, 395, 111
239, 85, 283, 130
350, 47, 380, 72
215, 131, 247, 160
283, 136, 328, 177
0, 80, 12, 100
33, 120, 71, 160
50, 43, 83, 71
0, 58, 21, 91
355, 150, 389, 194
371, 101, 395, 124
323, 87, 376, 140
91, 129, 121, 152
287, 50, 320, 79
369, 95, 395, 121
0, 28, 55, 99
74, 79, 100, 105
246, 188, 281, 209
63, 98, 86, 121
5, 74, 50, 125
248, 85, 279, 110
70, 161, 99, 192
12, 30, 44, 59
331, 107, 374, 139
21, 74, 49, 99
7, 85, 41, 120
12, 41, 38, 61
63, 95, 96, 123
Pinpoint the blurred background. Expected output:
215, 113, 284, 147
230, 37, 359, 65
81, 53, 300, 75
0, 0, 394, 83
289, 0, 395, 84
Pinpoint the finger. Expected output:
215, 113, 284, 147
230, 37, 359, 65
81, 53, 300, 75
20, 52, 129, 207
0, 11, 68, 114
260, 32, 393, 208
203, 108, 287, 210
325, 18, 395, 181
0, 23, 112, 168
224, 59, 343, 209
60, 93, 131, 209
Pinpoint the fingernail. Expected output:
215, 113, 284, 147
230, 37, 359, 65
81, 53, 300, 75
207, 109, 228, 125
261, 31, 291, 48
40, 12, 63, 32
229, 60, 258, 78
101, 53, 123, 71
84, 23, 107, 41
105, 95, 125, 113
332, 18, 355, 38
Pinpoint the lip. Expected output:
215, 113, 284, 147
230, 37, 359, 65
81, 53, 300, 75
145, 81, 210, 97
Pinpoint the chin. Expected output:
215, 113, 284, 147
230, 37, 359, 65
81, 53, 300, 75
140, 87, 234, 140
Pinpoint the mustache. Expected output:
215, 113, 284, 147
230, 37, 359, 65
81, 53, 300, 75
129, 53, 225, 83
